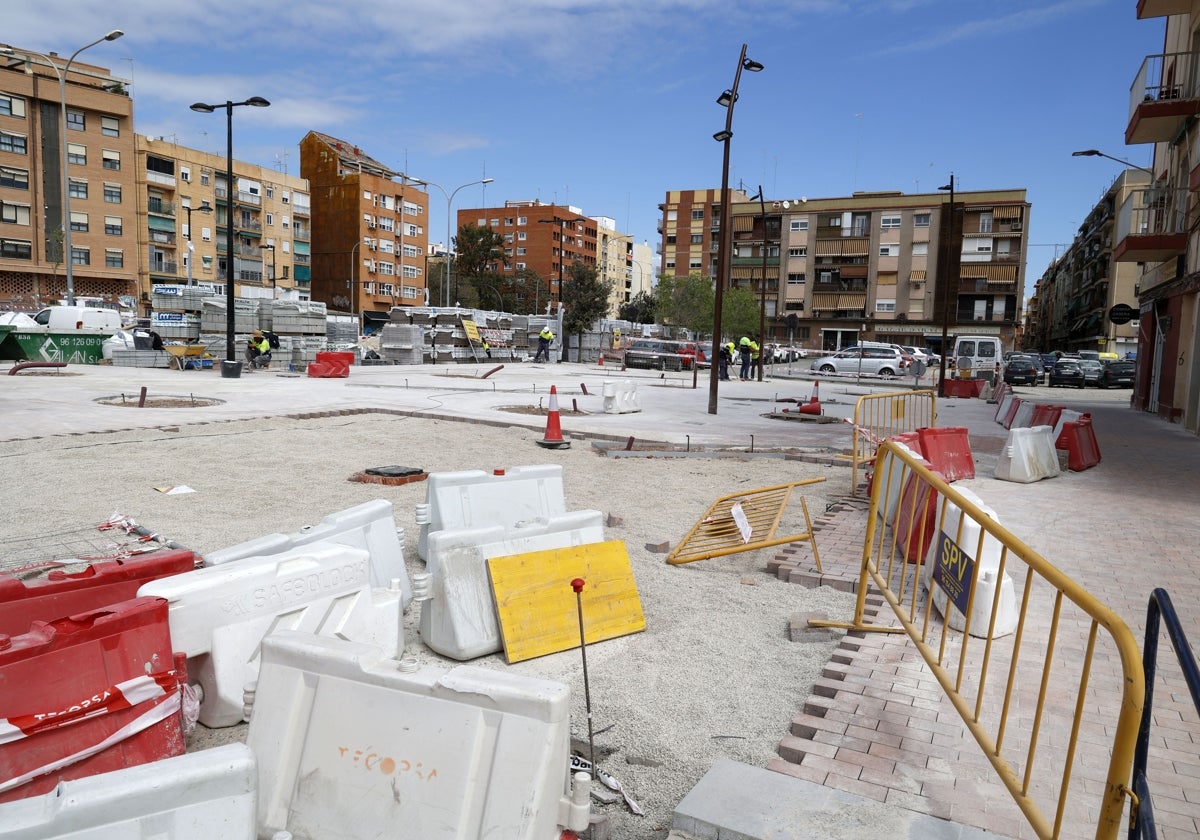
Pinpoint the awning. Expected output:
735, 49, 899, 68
992, 205, 1022, 221
841, 238, 870, 256
909, 269, 926, 281
815, 240, 844, 256
812, 293, 867, 310
733, 216, 754, 232
959, 264, 1017, 282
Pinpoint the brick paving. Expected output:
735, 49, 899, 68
767, 397, 1200, 840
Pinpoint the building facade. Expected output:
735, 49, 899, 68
659, 187, 1030, 355
300, 131, 428, 328
0, 49, 136, 312
133, 136, 311, 313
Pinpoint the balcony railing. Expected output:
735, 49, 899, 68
236, 190, 262, 207
147, 199, 176, 217
1127, 51, 1200, 144
149, 261, 178, 275
1113, 186, 1188, 262
294, 254, 310, 265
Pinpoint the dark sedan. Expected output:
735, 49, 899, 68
1099, 360, 1136, 388
1003, 357, 1040, 386
1048, 359, 1086, 388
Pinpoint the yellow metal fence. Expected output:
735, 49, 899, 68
838, 389, 937, 495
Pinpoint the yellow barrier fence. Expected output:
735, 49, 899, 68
837, 389, 938, 495
812, 441, 1144, 840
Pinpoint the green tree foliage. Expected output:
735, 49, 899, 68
721, 287, 762, 340
562, 260, 613, 336
453, 224, 507, 277
654, 273, 714, 334
499, 267, 551, 315
618, 290, 657, 324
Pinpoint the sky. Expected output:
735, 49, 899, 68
6, 0, 1165, 299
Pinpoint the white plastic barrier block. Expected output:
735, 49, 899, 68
248, 631, 591, 840
139, 544, 402, 728
602, 380, 641, 414
202, 499, 412, 610
921, 487, 1016, 638
995, 392, 1014, 425
994, 426, 1061, 483
415, 465, 567, 560
873, 443, 928, 527
419, 510, 606, 660
1010, 399, 1036, 429
0, 743, 256, 839
1051, 408, 1083, 446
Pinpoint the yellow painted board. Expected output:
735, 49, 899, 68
487, 540, 645, 664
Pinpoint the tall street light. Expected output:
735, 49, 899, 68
751, 186, 768, 382
1071, 149, 1155, 175
937, 174, 957, 397
414, 177, 494, 308
260, 242, 276, 296
183, 200, 212, 286
349, 240, 362, 325
708, 43, 764, 414
538, 215, 586, 310
4, 31, 124, 306
190, 95, 270, 378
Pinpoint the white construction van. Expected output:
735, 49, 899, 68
33, 305, 123, 332
952, 335, 1002, 378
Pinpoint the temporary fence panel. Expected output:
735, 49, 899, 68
0, 743, 256, 839
419, 510, 605, 661
248, 630, 591, 840
813, 441, 1144, 840
839, 390, 938, 495
139, 543, 402, 728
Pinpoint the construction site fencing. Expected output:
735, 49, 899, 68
818, 441, 1144, 840
839, 389, 938, 494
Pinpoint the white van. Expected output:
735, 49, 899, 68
33, 305, 123, 333
952, 335, 1003, 378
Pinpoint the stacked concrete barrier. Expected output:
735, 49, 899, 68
995, 426, 1061, 483
1058, 413, 1102, 471
602, 380, 641, 414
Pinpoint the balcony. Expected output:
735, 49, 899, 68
148, 261, 178, 276
1137, 0, 1189, 19
1126, 51, 1200, 145
147, 199, 176, 217
1113, 186, 1188, 262
236, 190, 262, 207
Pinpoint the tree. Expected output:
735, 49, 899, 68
499, 267, 551, 315
450, 224, 507, 306
721, 287, 762, 341
561, 260, 613, 346
654, 273, 714, 335
618, 290, 656, 324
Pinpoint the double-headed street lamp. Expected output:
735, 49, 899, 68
708, 44, 764, 414
3, 30, 124, 306
183, 201, 212, 286
413, 177, 494, 308
190, 95, 270, 378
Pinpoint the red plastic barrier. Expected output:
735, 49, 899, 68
892, 470, 941, 564
1029, 404, 1063, 430
989, 381, 1009, 405
1000, 397, 1023, 430
0, 550, 197, 637
306, 360, 350, 378
315, 350, 355, 368
866, 432, 924, 496
1060, 413, 1101, 471
917, 427, 975, 481
943, 378, 985, 398
0, 597, 185, 802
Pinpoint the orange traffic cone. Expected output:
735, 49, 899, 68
598, 353, 605, 367
797, 380, 822, 415
537, 385, 571, 449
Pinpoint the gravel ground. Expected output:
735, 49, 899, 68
0, 412, 857, 839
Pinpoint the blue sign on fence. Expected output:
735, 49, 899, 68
932, 532, 975, 617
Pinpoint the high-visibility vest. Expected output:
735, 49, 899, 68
749, 341, 760, 360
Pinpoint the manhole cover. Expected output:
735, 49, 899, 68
95, 394, 225, 408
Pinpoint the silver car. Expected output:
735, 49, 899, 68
809, 346, 905, 378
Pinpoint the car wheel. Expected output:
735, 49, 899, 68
819, 364, 836, 373
878, 368, 896, 379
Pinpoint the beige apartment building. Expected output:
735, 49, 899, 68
659, 187, 1029, 355
300, 132, 428, 329
0, 49, 136, 312
133, 137, 311, 314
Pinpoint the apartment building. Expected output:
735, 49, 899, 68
659, 187, 1029, 355
1025, 169, 1147, 358
133, 137, 311, 313
0, 49, 136, 312
300, 131, 428, 328
457, 200, 597, 312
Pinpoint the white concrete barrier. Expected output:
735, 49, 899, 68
248, 631, 591, 840
1051, 408, 1083, 446
1010, 399, 1036, 430
0, 744, 256, 839
602, 380, 641, 414
140, 544, 403, 728
874, 442, 928, 527
994, 392, 1014, 425
995, 426, 1061, 483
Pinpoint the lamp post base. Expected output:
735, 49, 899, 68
221, 360, 243, 379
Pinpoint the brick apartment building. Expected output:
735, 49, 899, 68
658, 187, 1030, 355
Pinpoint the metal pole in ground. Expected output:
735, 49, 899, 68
570, 577, 595, 776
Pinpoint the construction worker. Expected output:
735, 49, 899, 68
750, 335, 761, 379
534, 326, 555, 363
246, 330, 272, 369
738, 335, 752, 380
612, 328, 622, 349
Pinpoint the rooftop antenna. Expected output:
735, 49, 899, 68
274, 151, 289, 175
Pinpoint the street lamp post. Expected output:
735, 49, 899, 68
413, 178, 494, 308
349, 240, 362, 327
538, 215, 586, 310
4, 31, 124, 306
190, 95, 270, 378
260, 243, 276, 297
1071, 149, 1155, 175
708, 44, 764, 414
937, 174, 957, 397
752, 186, 768, 381
183, 201, 212, 286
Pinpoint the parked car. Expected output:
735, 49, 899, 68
1048, 359, 1086, 388
666, 340, 707, 369
1078, 358, 1104, 387
809, 346, 905, 378
623, 339, 684, 370
1003, 356, 1040, 386
900, 345, 935, 366
1099, 360, 1136, 388
765, 343, 807, 362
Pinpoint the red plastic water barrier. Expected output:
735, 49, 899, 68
917, 427, 975, 481
989, 381, 1010, 405
865, 431, 924, 496
307, 360, 350, 378
1000, 397, 1023, 430
1059, 413, 1101, 471
943, 378, 985, 398
1029, 404, 1064, 429
0, 550, 197, 637
892, 470, 941, 564
315, 350, 355, 368
0, 597, 185, 802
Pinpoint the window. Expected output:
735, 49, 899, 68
691, 209, 705, 220
101, 116, 119, 137
505, 217, 514, 226
404, 223, 418, 238
875, 299, 896, 313
879, 244, 899, 257
105, 248, 123, 268
103, 183, 121, 203
665, 259, 676, 269
0, 167, 29, 189
0, 94, 27, 118
104, 215, 122, 235
517, 231, 527, 240
504, 233, 514, 243
689, 259, 702, 269
200, 171, 210, 186
787, 273, 806, 284
378, 262, 394, 276
912, 242, 928, 256
666, 234, 677, 245
914, 212, 930, 227
0, 131, 27, 154
403, 264, 419, 278
180, 166, 190, 182
690, 234, 703, 244
964, 236, 992, 253
788, 247, 807, 258
102, 149, 120, 170
66, 110, 85, 131
70, 246, 90, 265
490, 218, 499, 227
825, 215, 841, 227
1, 202, 31, 225
68, 179, 87, 199
265, 213, 273, 226
265, 186, 275, 200
70, 211, 88, 232
790, 219, 808, 231
0, 238, 32, 259
67, 143, 86, 165
517, 247, 526, 255
881, 214, 901, 229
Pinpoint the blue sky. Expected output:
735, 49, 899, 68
7, 0, 1164, 298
